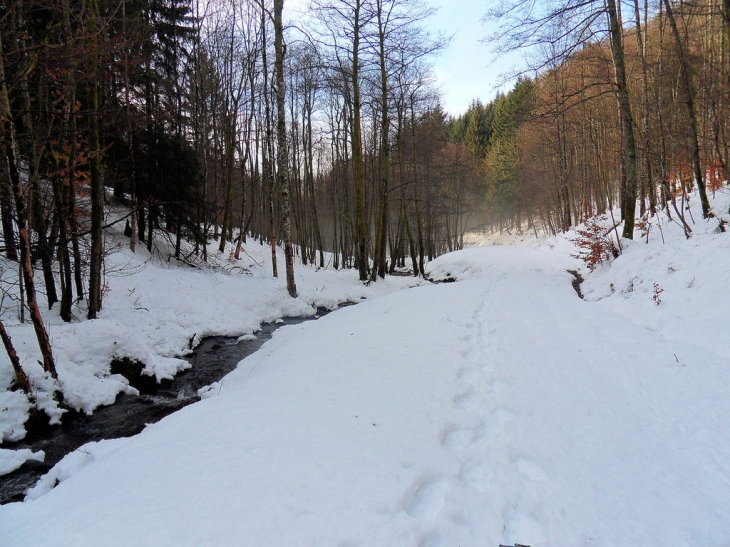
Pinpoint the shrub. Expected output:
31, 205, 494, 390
572, 216, 619, 270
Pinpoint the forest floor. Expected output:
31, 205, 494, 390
0, 188, 729, 546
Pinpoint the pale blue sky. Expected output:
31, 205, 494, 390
427, 0, 523, 116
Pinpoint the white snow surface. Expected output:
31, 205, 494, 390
1, 190, 730, 546
0, 214, 423, 444
0, 448, 43, 476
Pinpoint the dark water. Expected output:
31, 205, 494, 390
568, 270, 585, 299
0, 310, 333, 504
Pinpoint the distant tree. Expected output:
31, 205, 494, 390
487, 0, 640, 238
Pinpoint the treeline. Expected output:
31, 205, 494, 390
0, 0, 482, 293
1, 0, 485, 385
452, 0, 729, 237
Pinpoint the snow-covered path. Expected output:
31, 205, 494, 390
1, 246, 728, 546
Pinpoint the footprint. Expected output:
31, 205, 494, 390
456, 367, 479, 382
439, 423, 473, 451
402, 474, 446, 519
452, 389, 476, 409
514, 457, 549, 482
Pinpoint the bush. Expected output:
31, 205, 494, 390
572, 215, 619, 270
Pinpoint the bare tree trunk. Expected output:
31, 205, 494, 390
0, 33, 57, 378
51, 144, 74, 322
122, 0, 137, 254
634, 0, 656, 215
274, 0, 297, 297
260, 1, 278, 277
0, 319, 31, 394
372, 0, 389, 281
0, 156, 17, 261
352, 1, 368, 281
662, 0, 712, 218
87, 0, 105, 319
607, 0, 638, 239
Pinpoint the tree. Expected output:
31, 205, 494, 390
87, 0, 105, 319
662, 0, 712, 218
0, 30, 57, 379
487, 0, 641, 238
274, 0, 297, 297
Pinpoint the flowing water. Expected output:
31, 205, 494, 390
0, 310, 334, 504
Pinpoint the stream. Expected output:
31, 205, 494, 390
0, 309, 334, 504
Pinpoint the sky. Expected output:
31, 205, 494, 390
424, 0, 525, 116
285, 0, 527, 118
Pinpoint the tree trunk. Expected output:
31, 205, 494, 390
87, 0, 104, 319
261, 2, 278, 278
633, 0, 656, 215
0, 33, 57, 378
606, 0, 639, 239
372, 0, 389, 281
0, 319, 31, 394
0, 157, 17, 261
662, 0, 712, 218
274, 0, 297, 297
352, 2, 368, 281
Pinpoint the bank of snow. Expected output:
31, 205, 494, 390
1, 190, 728, 546
580, 191, 730, 362
0, 215, 423, 465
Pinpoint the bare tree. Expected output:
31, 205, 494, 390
0, 30, 57, 379
274, 0, 297, 297
487, 0, 640, 238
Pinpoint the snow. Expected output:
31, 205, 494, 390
0, 208, 424, 450
0, 390, 31, 442
0, 448, 43, 476
24, 438, 130, 502
0, 189, 729, 546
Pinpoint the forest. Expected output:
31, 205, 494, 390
1, 0, 729, 386
1, 1, 730, 542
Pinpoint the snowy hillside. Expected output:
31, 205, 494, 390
0, 189, 729, 546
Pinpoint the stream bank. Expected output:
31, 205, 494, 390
0, 309, 335, 504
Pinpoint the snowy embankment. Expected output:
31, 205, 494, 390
0, 189, 728, 546
0, 212, 423, 471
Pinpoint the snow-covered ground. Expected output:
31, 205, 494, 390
0, 211, 424, 469
1, 189, 729, 546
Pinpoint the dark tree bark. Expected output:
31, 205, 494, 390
606, 0, 639, 239
87, 0, 105, 319
274, 0, 297, 297
351, 1, 369, 281
0, 32, 57, 379
0, 157, 17, 261
0, 319, 31, 394
372, 0, 390, 281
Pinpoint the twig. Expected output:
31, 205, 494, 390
242, 248, 263, 267
609, 208, 622, 254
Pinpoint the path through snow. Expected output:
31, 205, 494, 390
0, 246, 728, 546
